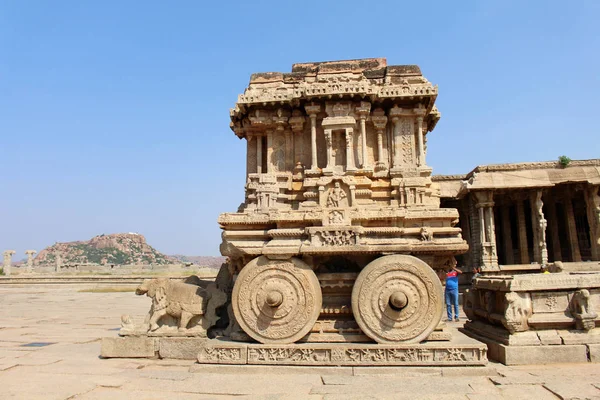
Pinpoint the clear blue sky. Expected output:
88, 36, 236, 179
1, 1, 598, 260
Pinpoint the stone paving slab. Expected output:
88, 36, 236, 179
2, 285, 600, 399
543, 381, 600, 400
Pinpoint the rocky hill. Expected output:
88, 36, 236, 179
168, 255, 226, 268
35, 233, 175, 266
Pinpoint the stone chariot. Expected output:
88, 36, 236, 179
219, 58, 469, 347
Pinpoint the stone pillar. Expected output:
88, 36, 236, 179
246, 135, 254, 176
266, 129, 274, 173
565, 194, 582, 262
256, 135, 263, 174
371, 108, 388, 172
55, 254, 62, 273
289, 110, 305, 170
515, 199, 530, 264
3, 250, 15, 276
25, 250, 37, 273
390, 117, 402, 169
305, 104, 321, 171
345, 128, 356, 172
546, 200, 563, 262
501, 205, 515, 265
414, 106, 426, 167
585, 185, 600, 261
474, 191, 498, 270
356, 102, 371, 170
416, 116, 424, 166
530, 190, 548, 265
322, 129, 333, 172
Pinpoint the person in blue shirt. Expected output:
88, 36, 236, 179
445, 260, 463, 322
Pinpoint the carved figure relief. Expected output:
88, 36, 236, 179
320, 230, 355, 246
328, 210, 344, 225
327, 182, 348, 208
271, 133, 286, 172
503, 292, 532, 333
571, 289, 597, 331
420, 227, 433, 241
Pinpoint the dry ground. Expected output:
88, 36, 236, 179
0, 285, 599, 399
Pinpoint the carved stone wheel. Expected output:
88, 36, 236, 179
232, 256, 322, 344
352, 255, 443, 344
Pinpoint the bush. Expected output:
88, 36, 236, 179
558, 155, 571, 168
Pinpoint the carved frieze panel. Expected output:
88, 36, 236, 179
531, 292, 569, 313
197, 342, 486, 366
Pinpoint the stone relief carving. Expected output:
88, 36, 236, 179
122, 278, 227, 337
420, 227, 433, 241
502, 292, 532, 333
326, 181, 348, 208
328, 210, 344, 225
571, 289, 597, 331
320, 230, 355, 246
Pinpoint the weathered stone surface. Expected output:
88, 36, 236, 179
536, 330, 562, 345
543, 380, 600, 400
158, 337, 208, 360
589, 344, 600, 363
101, 337, 156, 358
196, 338, 487, 366
2, 250, 15, 276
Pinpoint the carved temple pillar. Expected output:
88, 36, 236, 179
371, 108, 387, 172
515, 198, 529, 264
246, 136, 254, 176
324, 129, 333, 171
474, 191, 498, 270
586, 185, 600, 260
256, 135, 263, 174
414, 106, 426, 167
546, 199, 562, 262
501, 205, 514, 265
289, 110, 305, 172
565, 192, 582, 262
345, 128, 356, 172
530, 190, 549, 265
356, 102, 371, 170
390, 117, 402, 169
388, 105, 404, 169
266, 129, 274, 173
274, 109, 292, 172
305, 104, 320, 172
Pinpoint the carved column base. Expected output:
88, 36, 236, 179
374, 161, 387, 172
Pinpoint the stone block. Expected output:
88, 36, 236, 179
544, 381, 600, 400
536, 330, 562, 345
100, 336, 156, 358
197, 341, 248, 364
559, 329, 600, 345
589, 344, 600, 363
159, 337, 208, 360
495, 342, 587, 365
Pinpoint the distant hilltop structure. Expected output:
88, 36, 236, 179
34, 233, 175, 266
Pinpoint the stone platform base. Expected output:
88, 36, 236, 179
461, 327, 597, 365
101, 331, 487, 366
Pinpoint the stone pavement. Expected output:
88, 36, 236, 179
1, 285, 600, 399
